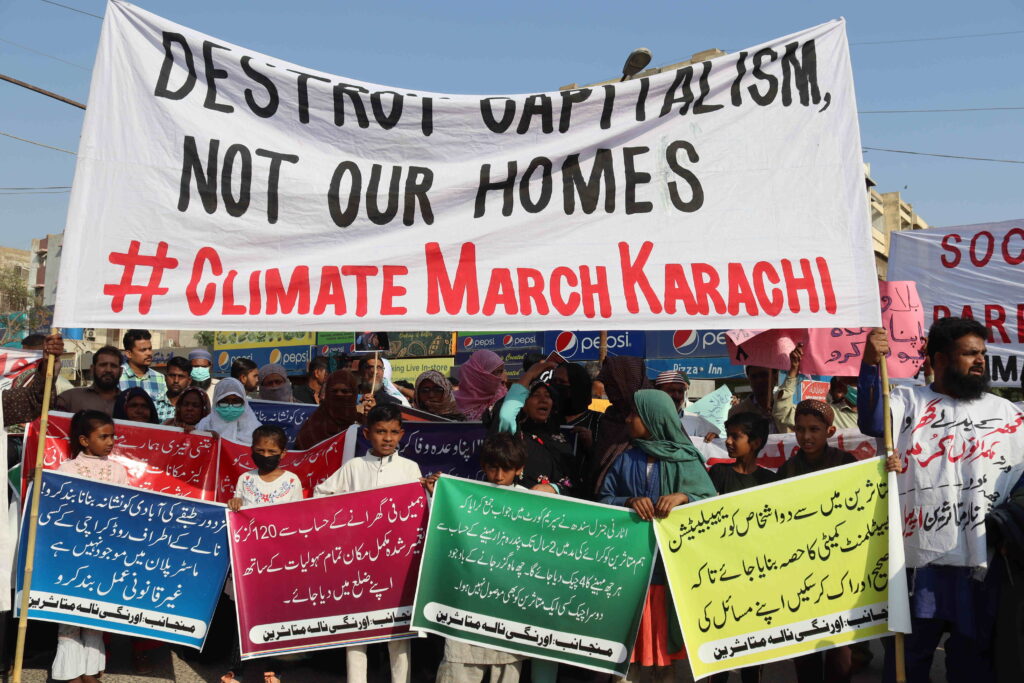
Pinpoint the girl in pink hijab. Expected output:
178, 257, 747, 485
454, 350, 508, 421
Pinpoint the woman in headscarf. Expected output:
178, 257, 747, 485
258, 363, 294, 403
413, 370, 464, 421
600, 389, 716, 680
454, 350, 508, 421
491, 360, 574, 494
196, 378, 262, 443
113, 387, 160, 424
294, 370, 364, 450
587, 356, 652, 497
163, 386, 211, 432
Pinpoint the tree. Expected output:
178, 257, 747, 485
194, 330, 216, 347
0, 265, 42, 346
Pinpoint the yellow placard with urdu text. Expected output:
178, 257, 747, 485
654, 458, 894, 679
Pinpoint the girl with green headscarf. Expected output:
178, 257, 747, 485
600, 389, 716, 678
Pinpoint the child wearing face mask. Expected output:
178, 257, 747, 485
223, 425, 302, 683
227, 425, 303, 511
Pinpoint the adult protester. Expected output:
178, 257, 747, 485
454, 350, 508, 421
772, 344, 858, 432
7, 334, 72, 465
293, 370, 369, 450
412, 370, 464, 421
189, 348, 216, 395
257, 364, 294, 403
196, 379, 262, 443
493, 361, 575, 494
550, 362, 602, 485
588, 356, 651, 497
163, 386, 210, 432
14, 334, 73, 395
357, 355, 386, 400
859, 317, 1024, 683
292, 357, 329, 405
729, 364, 779, 432
113, 387, 160, 424
361, 357, 412, 407
230, 358, 260, 397
653, 370, 690, 415
157, 356, 192, 421
119, 329, 170, 420
600, 389, 716, 681
56, 345, 121, 416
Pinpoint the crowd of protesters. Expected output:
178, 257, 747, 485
2, 318, 1023, 683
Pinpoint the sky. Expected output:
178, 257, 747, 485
1, 0, 1022, 253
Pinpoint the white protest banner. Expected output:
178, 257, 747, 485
889, 219, 1024, 386
55, 1, 878, 332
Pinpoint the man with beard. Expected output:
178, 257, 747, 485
57, 345, 122, 415
729, 364, 780, 432
859, 317, 1024, 682
156, 356, 193, 418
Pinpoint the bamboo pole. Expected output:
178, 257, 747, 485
370, 350, 380, 396
880, 356, 907, 683
599, 331, 608, 362
12, 333, 59, 683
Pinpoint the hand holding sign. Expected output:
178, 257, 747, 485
727, 282, 925, 379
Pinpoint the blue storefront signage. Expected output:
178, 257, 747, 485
644, 329, 729, 358
645, 357, 746, 380
541, 330, 645, 361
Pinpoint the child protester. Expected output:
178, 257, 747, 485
228, 425, 303, 510
707, 412, 775, 683
436, 433, 526, 683
600, 389, 717, 682
52, 410, 128, 683
223, 425, 301, 683
314, 403, 439, 683
778, 399, 856, 683
708, 412, 776, 495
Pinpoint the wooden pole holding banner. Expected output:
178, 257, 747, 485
11, 331, 59, 683
880, 356, 907, 683
370, 350, 380, 396
599, 331, 608, 362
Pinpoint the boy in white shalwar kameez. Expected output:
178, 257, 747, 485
314, 403, 438, 683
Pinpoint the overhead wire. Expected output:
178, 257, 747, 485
851, 29, 1024, 46
862, 147, 1024, 165
0, 37, 90, 71
37, 0, 102, 20
0, 130, 75, 155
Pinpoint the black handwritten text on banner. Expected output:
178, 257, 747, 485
55, 1, 878, 331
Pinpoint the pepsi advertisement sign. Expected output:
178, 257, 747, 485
645, 330, 729, 358
646, 357, 746, 380
541, 330, 645, 361
457, 332, 542, 352
214, 345, 314, 376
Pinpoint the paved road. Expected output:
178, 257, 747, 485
13, 633, 945, 682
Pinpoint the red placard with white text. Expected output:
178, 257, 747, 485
22, 412, 217, 501
228, 482, 428, 659
215, 428, 352, 503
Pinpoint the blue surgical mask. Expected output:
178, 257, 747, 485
845, 386, 858, 405
215, 403, 245, 422
191, 366, 211, 382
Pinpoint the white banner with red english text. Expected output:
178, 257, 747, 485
55, 1, 879, 332
889, 219, 1024, 387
